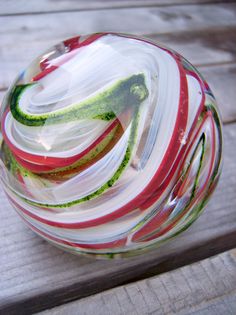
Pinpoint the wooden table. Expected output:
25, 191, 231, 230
0, 1, 236, 314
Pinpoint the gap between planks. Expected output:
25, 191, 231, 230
0, 3, 236, 313
1, 5, 236, 91
36, 249, 236, 315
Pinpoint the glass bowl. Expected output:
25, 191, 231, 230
0, 33, 223, 258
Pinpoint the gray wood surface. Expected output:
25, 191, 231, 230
0, 4, 236, 123
0, 121, 236, 314
37, 249, 236, 315
0, 0, 233, 15
1, 1, 236, 314
1, 3, 236, 87
198, 63, 236, 123
1, 27, 236, 88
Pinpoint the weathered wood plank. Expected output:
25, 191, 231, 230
1, 28, 236, 92
1, 5, 236, 89
1, 10, 236, 121
0, 122, 235, 315
200, 63, 236, 123
153, 28, 236, 67
0, 3, 236, 314
0, 0, 234, 15
37, 250, 236, 315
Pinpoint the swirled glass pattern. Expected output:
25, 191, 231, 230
0, 33, 223, 258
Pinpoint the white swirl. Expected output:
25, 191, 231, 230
0, 33, 222, 256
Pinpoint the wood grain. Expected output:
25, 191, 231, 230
0, 122, 235, 315
1, 3, 236, 90
0, 5, 236, 121
153, 28, 236, 67
1, 0, 234, 15
1, 27, 236, 91
199, 63, 236, 123
0, 2, 236, 314
37, 250, 236, 315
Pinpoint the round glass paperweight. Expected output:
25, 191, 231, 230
0, 33, 223, 258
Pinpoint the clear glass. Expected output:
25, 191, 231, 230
0, 33, 223, 258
